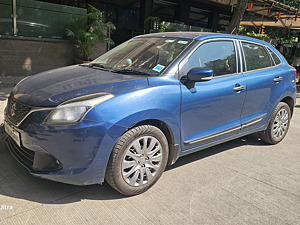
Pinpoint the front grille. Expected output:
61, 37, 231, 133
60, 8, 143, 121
6, 136, 35, 171
6, 95, 32, 125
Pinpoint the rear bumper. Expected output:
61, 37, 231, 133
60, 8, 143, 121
5, 119, 128, 185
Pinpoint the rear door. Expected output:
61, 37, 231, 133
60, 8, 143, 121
180, 39, 246, 152
239, 41, 285, 133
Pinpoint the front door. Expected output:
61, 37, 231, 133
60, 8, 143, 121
180, 40, 246, 152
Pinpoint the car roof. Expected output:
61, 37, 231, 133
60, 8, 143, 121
137, 32, 272, 47
137, 32, 213, 39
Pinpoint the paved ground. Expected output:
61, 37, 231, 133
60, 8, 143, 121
0, 88, 299, 225
0, 88, 10, 124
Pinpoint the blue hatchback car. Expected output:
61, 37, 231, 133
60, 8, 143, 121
4, 32, 297, 195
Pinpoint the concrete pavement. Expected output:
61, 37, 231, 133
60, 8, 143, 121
0, 89, 299, 224
0, 88, 10, 125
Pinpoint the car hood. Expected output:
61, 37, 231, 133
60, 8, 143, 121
12, 65, 149, 107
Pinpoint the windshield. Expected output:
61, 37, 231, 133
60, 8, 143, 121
90, 37, 192, 76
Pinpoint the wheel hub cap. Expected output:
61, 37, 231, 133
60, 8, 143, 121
121, 136, 163, 187
272, 108, 289, 140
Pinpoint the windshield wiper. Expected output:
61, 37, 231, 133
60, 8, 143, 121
111, 68, 150, 76
88, 63, 106, 68
86, 63, 112, 72
78, 63, 90, 67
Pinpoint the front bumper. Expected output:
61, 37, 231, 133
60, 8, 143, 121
6, 136, 62, 172
5, 118, 128, 185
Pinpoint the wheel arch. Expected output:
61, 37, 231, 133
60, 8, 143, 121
128, 119, 179, 165
281, 96, 294, 116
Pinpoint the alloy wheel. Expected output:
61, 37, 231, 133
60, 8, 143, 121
121, 136, 163, 187
272, 108, 289, 140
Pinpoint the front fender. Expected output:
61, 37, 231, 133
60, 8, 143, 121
84, 76, 181, 145
115, 109, 180, 142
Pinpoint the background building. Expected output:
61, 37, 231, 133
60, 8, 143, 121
0, 0, 299, 84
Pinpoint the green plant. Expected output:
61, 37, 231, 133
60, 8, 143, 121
145, 16, 179, 32
276, 0, 300, 9
66, 4, 116, 61
238, 26, 298, 44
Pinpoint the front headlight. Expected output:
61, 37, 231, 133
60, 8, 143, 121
43, 93, 115, 125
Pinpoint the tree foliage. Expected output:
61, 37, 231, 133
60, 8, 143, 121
275, 0, 300, 9
144, 17, 179, 32
66, 4, 116, 61
238, 26, 298, 43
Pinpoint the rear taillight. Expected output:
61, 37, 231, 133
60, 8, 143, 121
293, 67, 297, 81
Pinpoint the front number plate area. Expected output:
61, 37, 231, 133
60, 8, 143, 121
4, 122, 21, 147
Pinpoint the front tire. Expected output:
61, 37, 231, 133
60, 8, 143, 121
105, 125, 169, 196
259, 102, 291, 144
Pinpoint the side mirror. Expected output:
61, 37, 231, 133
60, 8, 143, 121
184, 67, 213, 88
187, 67, 213, 82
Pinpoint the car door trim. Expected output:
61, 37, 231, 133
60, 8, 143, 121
184, 113, 267, 145
241, 113, 267, 129
184, 125, 241, 145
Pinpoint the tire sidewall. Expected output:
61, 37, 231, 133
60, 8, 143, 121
111, 126, 169, 195
268, 102, 291, 144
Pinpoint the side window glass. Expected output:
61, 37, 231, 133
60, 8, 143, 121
242, 42, 272, 71
189, 41, 237, 76
267, 47, 281, 65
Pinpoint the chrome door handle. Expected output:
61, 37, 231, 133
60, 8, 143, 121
273, 76, 283, 82
233, 85, 246, 91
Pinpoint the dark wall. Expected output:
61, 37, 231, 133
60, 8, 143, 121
0, 37, 107, 87
0, 37, 74, 77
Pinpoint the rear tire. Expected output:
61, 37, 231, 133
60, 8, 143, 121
105, 125, 169, 196
259, 102, 291, 144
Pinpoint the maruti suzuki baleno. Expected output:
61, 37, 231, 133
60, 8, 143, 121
4, 32, 297, 195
